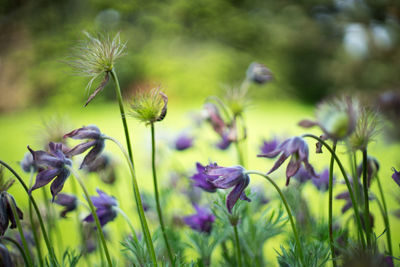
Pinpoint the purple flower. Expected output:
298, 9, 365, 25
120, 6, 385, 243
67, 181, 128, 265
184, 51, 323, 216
64, 125, 105, 169
335, 191, 352, 214
205, 164, 251, 213
258, 136, 318, 186
84, 189, 117, 227
174, 134, 194, 151
20, 152, 37, 173
190, 163, 218, 193
259, 137, 279, 155
28, 142, 72, 201
246, 62, 273, 84
183, 204, 215, 234
392, 167, 400, 187
312, 169, 333, 192
0, 244, 12, 266
55, 193, 78, 218
293, 166, 312, 184
84, 154, 117, 184
216, 133, 232, 150
0, 191, 23, 236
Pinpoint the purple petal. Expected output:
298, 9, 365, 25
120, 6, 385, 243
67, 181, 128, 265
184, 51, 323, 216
50, 168, 70, 201
286, 156, 301, 185
80, 141, 105, 169
259, 138, 279, 155
267, 153, 289, 175
226, 177, 250, 213
28, 147, 63, 168
66, 140, 97, 157
64, 125, 102, 140
30, 168, 61, 192
298, 119, 317, 128
392, 168, 400, 187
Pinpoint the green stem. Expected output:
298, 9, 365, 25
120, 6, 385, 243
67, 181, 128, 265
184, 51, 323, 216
362, 149, 372, 247
114, 207, 139, 243
233, 225, 243, 267
246, 171, 305, 265
302, 134, 366, 248
0, 160, 58, 265
67, 167, 112, 267
7, 194, 34, 267
28, 170, 43, 267
104, 136, 157, 266
375, 174, 392, 255
1, 237, 30, 266
150, 123, 174, 263
328, 141, 337, 267
110, 69, 134, 164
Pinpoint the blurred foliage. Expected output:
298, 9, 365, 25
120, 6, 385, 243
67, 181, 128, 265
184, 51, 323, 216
0, 0, 400, 111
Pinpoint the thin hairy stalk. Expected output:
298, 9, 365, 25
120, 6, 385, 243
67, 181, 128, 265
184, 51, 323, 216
375, 174, 392, 255
67, 166, 112, 267
329, 141, 337, 267
205, 96, 233, 121
233, 115, 245, 167
238, 114, 247, 168
246, 171, 305, 265
110, 69, 134, 164
150, 123, 174, 263
233, 225, 243, 267
104, 136, 157, 266
28, 170, 43, 267
41, 188, 54, 247
7, 194, 34, 267
347, 148, 360, 207
0, 160, 58, 264
362, 149, 372, 247
114, 207, 139, 242
302, 135, 366, 248
1, 237, 30, 266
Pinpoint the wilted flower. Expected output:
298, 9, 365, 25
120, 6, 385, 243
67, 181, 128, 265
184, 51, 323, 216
259, 137, 280, 155
258, 136, 317, 186
190, 163, 218, 193
55, 193, 78, 218
299, 96, 359, 141
205, 164, 251, 213
68, 32, 126, 106
174, 134, 194, 151
28, 142, 72, 201
20, 152, 37, 173
392, 167, 400, 187
0, 192, 23, 236
357, 156, 379, 187
246, 62, 273, 84
84, 189, 117, 227
312, 169, 333, 192
64, 125, 105, 169
130, 88, 168, 124
183, 204, 215, 234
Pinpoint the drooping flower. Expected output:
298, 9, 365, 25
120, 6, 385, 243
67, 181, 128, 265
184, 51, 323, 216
28, 142, 72, 201
83, 154, 117, 184
0, 191, 23, 236
312, 169, 333, 192
258, 136, 318, 186
246, 62, 273, 84
174, 134, 194, 151
20, 152, 37, 173
205, 164, 251, 213
190, 163, 218, 193
84, 189, 117, 227
0, 243, 12, 266
391, 167, 400, 187
64, 125, 105, 169
259, 137, 280, 155
183, 204, 215, 234
299, 96, 359, 141
356, 156, 379, 187
55, 193, 78, 218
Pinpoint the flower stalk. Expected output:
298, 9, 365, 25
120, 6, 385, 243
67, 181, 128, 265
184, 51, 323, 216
328, 141, 337, 267
362, 149, 372, 247
374, 175, 392, 255
233, 224, 243, 267
150, 123, 174, 263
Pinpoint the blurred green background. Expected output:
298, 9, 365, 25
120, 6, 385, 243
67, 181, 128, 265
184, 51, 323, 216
1, 0, 400, 265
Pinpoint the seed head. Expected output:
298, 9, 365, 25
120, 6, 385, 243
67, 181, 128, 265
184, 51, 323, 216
129, 88, 168, 124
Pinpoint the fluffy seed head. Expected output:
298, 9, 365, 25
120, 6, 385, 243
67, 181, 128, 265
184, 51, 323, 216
129, 88, 168, 124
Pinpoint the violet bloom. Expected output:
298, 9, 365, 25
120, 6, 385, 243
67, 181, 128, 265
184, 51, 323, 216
174, 134, 194, 151
64, 125, 105, 169
84, 189, 117, 227
20, 152, 37, 173
190, 163, 218, 193
293, 166, 312, 184
259, 137, 279, 155
55, 193, 78, 218
28, 142, 72, 201
258, 136, 317, 186
0, 191, 23, 236
335, 191, 352, 214
391, 167, 400, 187
312, 169, 333, 192
216, 133, 232, 150
246, 62, 273, 84
183, 204, 215, 234
205, 164, 251, 213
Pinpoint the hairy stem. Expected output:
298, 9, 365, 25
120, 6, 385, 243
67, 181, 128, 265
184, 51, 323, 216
150, 123, 174, 263
246, 171, 305, 265
362, 149, 372, 247
0, 160, 58, 265
329, 141, 337, 267
233, 225, 243, 267
302, 134, 366, 248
